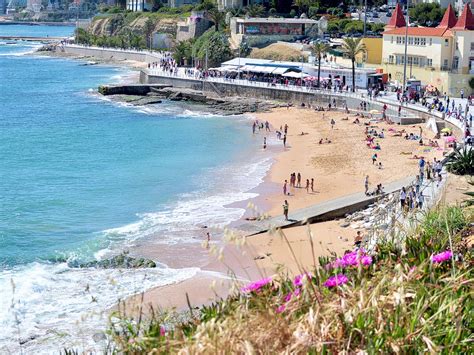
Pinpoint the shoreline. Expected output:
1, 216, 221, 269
121, 103, 454, 318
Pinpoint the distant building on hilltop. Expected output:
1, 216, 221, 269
27, 0, 41, 12
229, 17, 320, 47
176, 11, 212, 42
382, 3, 474, 96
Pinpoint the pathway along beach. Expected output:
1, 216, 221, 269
124, 105, 466, 317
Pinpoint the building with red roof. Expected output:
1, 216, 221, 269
381, 3, 474, 96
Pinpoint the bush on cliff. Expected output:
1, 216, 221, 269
105, 206, 473, 353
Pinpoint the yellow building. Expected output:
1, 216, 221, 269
356, 37, 383, 65
381, 3, 474, 96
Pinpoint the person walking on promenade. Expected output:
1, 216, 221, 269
364, 175, 369, 195
283, 200, 289, 221
400, 187, 407, 210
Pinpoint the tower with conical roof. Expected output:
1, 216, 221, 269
385, 3, 406, 29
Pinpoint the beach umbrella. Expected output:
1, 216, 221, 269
441, 127, 452, 133
444, 136, 457, 143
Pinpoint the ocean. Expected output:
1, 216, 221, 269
0, 25, 271, 352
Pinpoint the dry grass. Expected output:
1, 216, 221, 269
250, 43, 308, 62
105, 206, 473, 354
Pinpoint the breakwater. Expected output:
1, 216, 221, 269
61, 45, 162, 63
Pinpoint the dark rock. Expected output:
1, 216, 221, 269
68, 252, 157, 269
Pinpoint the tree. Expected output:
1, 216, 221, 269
143, 17, 155, 49
312, 41, 329, 87
173, 40, 193, 65
244, 4, 265, 17
206, 8, 225, 31
409, 3, 444, 27
341, 37, 366, 92
192, 30, 232, 68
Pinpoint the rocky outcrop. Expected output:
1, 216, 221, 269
68, 252, 157, 269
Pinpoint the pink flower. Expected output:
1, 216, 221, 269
276, 304, 286, 313
293, 288, 301, 297
293, 273, 312, 287
160, 326, 166, 336
431, 250, 453, 264
327, 250, 373, 269
284, 292, 293, 302
241, 277, 272, 293
323, 274, 348, 288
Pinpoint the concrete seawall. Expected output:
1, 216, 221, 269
61, 45, 162, 63
140, 71, 426, 124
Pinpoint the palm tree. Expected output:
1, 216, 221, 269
312, 41, 329, 88
206, 8, 225, 31
341, 38, 366, 92
244, 4, 265, 17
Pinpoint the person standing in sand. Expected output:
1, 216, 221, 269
263, 137, 267, 149
305, 179, 310, 193
205, 232, 211, 249
297, 173, 301, 188
311, 178, 314, 193
283, 134, 287, 147
283, 200, 289, 221
283, 180, 288, 195
330, 119, 335, 129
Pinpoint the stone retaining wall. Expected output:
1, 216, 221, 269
62, 45, 161, 63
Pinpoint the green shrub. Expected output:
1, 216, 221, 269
446, 148, 474, 175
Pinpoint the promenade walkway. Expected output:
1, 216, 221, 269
238, 176, 416, 235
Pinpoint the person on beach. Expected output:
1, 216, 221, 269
283, 200, 289, 221
297, 173, 301, 188
311, 178, 314, 193
205, 232, 211, 249
283, 180, 288, 195
306, 179, 310, 193
364, 175, 369, 195
354, 231, 363, 248
263, 137, 267, 149
400, 187, 407, 209
283, 134, 287, 147
372, 153, 377, 165
330, 119, 335, 129
265, 121, 270, 132
252, 121, 256, 134
284, 124, 288, 134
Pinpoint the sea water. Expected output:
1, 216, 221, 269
0, 25, 272, 352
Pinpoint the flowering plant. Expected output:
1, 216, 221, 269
241, 277, 272, 293
323, 274, 349, 288
431, 250, 453, 264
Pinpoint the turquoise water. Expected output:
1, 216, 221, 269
0, 25, 270, 352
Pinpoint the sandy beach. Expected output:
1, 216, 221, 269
121, 105, 458, 319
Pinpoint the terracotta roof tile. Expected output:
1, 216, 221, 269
452, 3, 474, 30
437, 4, 457, 29
383, 27, 451, 37
386, 3, 406, 29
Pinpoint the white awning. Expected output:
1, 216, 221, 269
272, 67, 290, 75
281, 72, 309, 78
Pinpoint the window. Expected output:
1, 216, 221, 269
420, 38, 426, 46
415, 37, 420, 45
388, 55, 394, 64
391, 36, 393, 44
445, 39, 449, 47
413, 57, 419, 66
408, 57, 413, 65
453, 56, 459, 69
456, 41, 459, 50
443, 59, 448, 69
396, 36, 402, 44
408, 37, 414, 45
471, 42, 474, 51
427, 58, 433, 67
429, 38, 432, 46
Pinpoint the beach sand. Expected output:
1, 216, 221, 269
251, 107, 447, 218
122, 106, 453, 319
